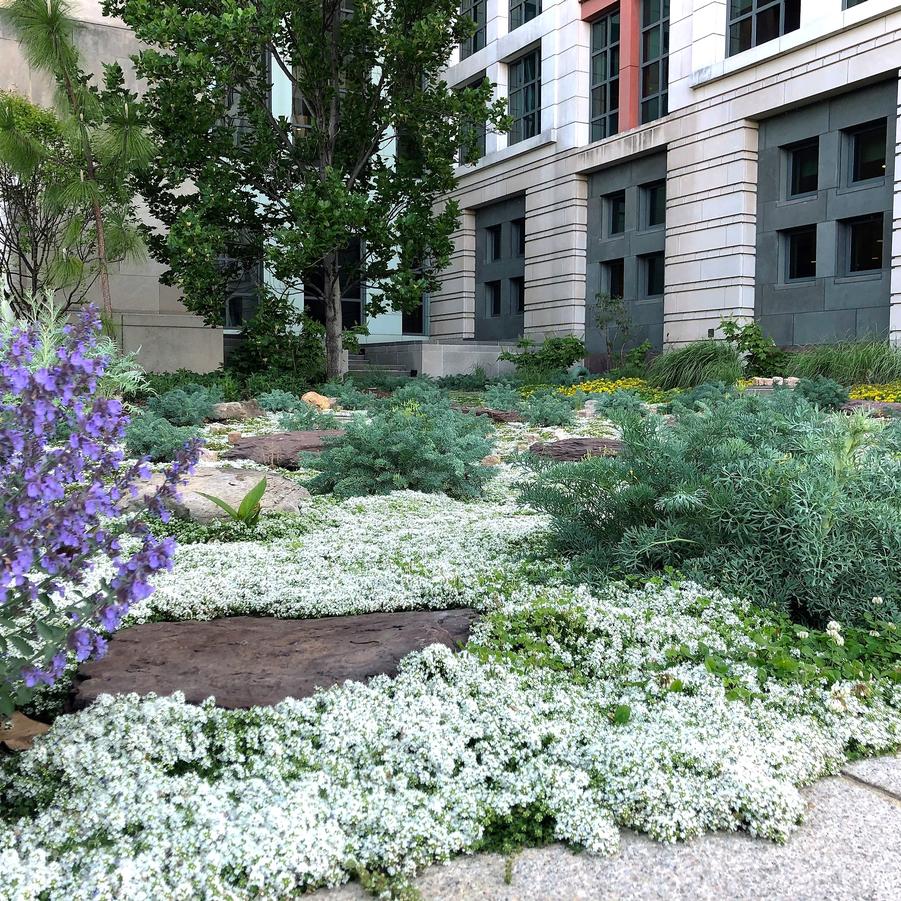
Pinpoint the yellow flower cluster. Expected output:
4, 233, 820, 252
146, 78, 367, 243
558, 378, 670, 403
849, 382, 901, 403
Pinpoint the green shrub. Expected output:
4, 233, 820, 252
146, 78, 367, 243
499, 336, 585, 380
647, 340, 743, 390
794, 376, 849, 411
665, 382, 737, 413
523, 392, 901, 627
141, 369, 242, 402
307, 406, 493, 499
720, 319, 788, 377
278, 405, 339, 431
384, 378, 450, 411
256, 389, 303, 413
320, 380, 374, 411
484, 382, 523, 411
520, 390, 576, 427
125, 412, 200, 462
345, 371, 411, 391
785, 340, 901, 385
147, 385, 220, 426
436, 367, 489, 390
589, 389, 647, 419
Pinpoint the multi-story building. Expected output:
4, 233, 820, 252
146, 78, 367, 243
3, 0, 900, 373
408, 0, 901, 372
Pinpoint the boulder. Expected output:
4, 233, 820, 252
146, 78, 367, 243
529, 437, 624, 462
302, 391, 334, 411
457, 406, 523, 423
0, 713, 49, 753
208, 400, 264, 422
221, 430, 344, 469
73, 609, 478, 709
128, 466, 310, 523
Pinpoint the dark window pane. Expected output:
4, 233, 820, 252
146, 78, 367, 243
789, 140, 818, 196
849, 215, 884, 273
728, 0, 800, 56
646, 181, 666, 228
487, 225, 502, 261
755, 6, 780, 44
729, 18, 752, 54
511, 277, 525, 313
609, 191, 626, 234
852, 121, 887, 182
645, 252, 665, 296
787, 226, 817, 280
512, 218, 526, 256
487, 281, 502, 316
730, 0, 753, 15
640, 0, 669, 125
784, 0, 801, 29
509, 50, 541, 145
605, 258, 625, 298
402, 299, 424, 334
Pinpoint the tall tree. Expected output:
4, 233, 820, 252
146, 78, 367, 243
0, 0, 152, 319
103, 0, 506, 378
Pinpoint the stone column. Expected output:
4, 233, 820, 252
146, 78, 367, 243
429, 209, 477, 339
891, 73, 901, 345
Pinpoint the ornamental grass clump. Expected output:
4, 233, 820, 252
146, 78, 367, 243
307, 405, 493, 499
785, 340, 901, 385
647, 340, 743, 390
0, 309, 200, 714
523, 391, 901, 627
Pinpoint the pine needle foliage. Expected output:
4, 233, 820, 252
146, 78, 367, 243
523, 392, 901, 627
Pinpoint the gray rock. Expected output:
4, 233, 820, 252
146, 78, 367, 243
221, 430, 344, 469
73, 609, 477, 709
128, 466, 310, 523
208, 400, 264, 422
843, 755, 901, 799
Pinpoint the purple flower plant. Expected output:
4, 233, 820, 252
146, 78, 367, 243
0, 308, 201, 714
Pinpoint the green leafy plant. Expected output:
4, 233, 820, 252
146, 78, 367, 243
197, 478, 267, 529
307, 406, 493, 499
647, 340, 743, 390
720, 319, 787, 377
794, 376, 849, 411
588, 389, 647, 420
256, 389, 303, 413
436, 367, 489, 390
499, 336, 586, 382
523, 392, 901, 627
124, 411, 200, 462
147, 385, 220, 426
319, 380, 374, 411
594, 291, 633, 371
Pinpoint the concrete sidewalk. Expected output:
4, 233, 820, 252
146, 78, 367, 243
322, 756, 901, 901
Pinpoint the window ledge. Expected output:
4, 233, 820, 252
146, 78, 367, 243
689, 0, 899, 89
455, 128, 557, 174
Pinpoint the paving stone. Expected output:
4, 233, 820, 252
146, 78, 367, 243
73, 609, 477, 710
221, 429, 345, 468
126, 466, 310, 523
529, 437, 624, 462
318, 776, 901, 901
843, 755, 901, 799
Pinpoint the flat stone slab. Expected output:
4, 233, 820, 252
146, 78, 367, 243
221, 430, 344, 469
529, 437, 624, 461
127, 466, 310, 523
319, 771, 901, 901
208, 400, 264, 422
73, 609, 477, 709
843, 756, 901, 798
0, 713, 50, 753
457, 406, 523, 423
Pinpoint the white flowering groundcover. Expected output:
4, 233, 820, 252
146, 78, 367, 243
2, 478, 901, 899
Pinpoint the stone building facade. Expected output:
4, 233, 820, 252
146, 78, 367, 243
433, 0, 901, 368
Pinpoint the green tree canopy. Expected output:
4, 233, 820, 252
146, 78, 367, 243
103, 0, 506, 377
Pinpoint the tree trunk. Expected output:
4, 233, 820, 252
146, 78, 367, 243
323, 253, 346, 380
91, 197, 113, 320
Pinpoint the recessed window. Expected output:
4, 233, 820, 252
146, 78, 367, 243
640, 0, 669, 124
509, 49, 541, 145
844, 0, 870, 7
785, 226, 817, 280
603, 259, 625, 298
510, 0, 540, 31
486, 280, 502, 316
788, 140, 818, 197
511, 277, 525, 313
512, 218, 526, 257
460, 0, 486, 59
486, 225, 502, 262
590, 9, 620, 142
851, 121, 887, 183
643, 252, 665, 297
847, 214, 884, 273
644, 181, 666, 229
457, 75, 488, 164
608, 191, 626, 235
728, 0, 801, 57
